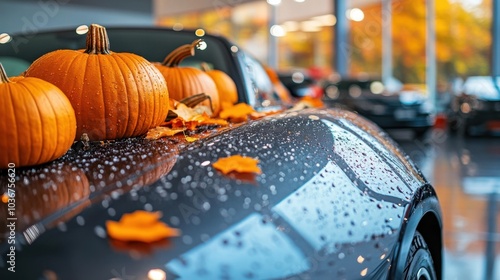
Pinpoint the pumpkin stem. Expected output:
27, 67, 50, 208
162, 39, 204, 67
85, 24, 111, 54
0, 63, 10, 84
179, 93, 212, 109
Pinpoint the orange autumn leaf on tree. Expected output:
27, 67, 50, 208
212, 155, 262, 175
106, 210, 180, 243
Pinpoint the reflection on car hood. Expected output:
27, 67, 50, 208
0, 108, 423, 279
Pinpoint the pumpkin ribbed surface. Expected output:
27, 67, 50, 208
0, 64, 77, 168
201, 63, 238, 105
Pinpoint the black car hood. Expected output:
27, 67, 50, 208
0, 109, 420, 280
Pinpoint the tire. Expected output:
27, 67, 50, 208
403, 231, 437, 280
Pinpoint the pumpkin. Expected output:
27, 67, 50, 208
200, 62, 238, 106
154, 39, 220, 115
264, 65, 292, 104
25, 24, 170, 141
0, 63, 77, 168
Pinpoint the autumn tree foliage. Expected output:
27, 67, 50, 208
350, 0, 492, 84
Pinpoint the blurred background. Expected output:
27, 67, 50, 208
2, 0, 498, 120
1, 0, 495, 95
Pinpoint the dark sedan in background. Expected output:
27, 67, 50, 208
448, 76, 500, 135
322, 77, 435, 137
277, 69, 323, 99
0, 26, 442, 279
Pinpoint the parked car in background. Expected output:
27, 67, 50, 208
322, 77, 435, 137
448, 76, 500, 135
0, 26, 442, 280
277, 69, 323, 99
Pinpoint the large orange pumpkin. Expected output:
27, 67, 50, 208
25, 24, 169, 141
0, 63, 76, 168
201, 62, 238, 106
154, 40, 220, 115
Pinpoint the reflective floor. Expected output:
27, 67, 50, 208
393, 129, 500, 280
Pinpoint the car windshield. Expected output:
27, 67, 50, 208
0, 26, 282, 110
463, 76, 500, 99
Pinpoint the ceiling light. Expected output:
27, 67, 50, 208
0, 33, 12, 44
282, 21, 299, 32
75, 25, 88, 35
300, 20, 322, 32
347, 8, 365, 22
270, 25, 286, 37
267, 0, 281, 6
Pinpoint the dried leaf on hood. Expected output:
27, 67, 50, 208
106, 210, 180, 243
184, 136, 198, 142
146, 126, 185, 140
212, 155, 262, 175
218, 103, 256, 123
290, 96, 324, 110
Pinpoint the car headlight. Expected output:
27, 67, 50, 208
348, 85, 362, 98
460, 102, 472, 114
325, 85, 339, 100
369, 81, 385, 94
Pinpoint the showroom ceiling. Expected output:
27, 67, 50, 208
154, 0, 382, 18
8, 0, 153, 13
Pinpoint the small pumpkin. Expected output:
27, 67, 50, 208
0, 63, 76, 168
25, 24, 170, 141
200, 62, 238, 106
154, 40, 220, 115
264, 65, 292, 104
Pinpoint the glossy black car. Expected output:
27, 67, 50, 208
0, 27, 442, 280
322, 78, 435, 136
448, 76, 500, 135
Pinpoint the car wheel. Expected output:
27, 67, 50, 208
403, 231, 437, 280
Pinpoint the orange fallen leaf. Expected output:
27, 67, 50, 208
185, 136, 198, 142
212, 155, 262, 175
146, 126, 185, 140
106, 210, 180, 243
173, 103, 198, 120
218, 103, 256, 123
249, 109, 283, 120
200, 117, 229, 127
168, 113, 228, 131
173, 103, 213, 120
292, 96, 324, 110
119, 210, 163, 226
